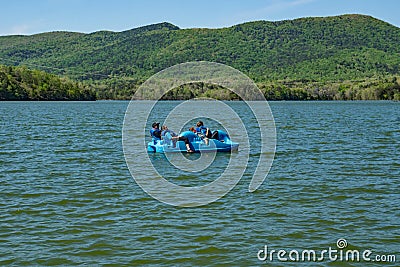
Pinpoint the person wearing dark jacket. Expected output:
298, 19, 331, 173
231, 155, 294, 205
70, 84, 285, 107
150, 122, 161, 143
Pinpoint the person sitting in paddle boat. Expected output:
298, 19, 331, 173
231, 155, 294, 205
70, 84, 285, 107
150, 122, 161, 144
162, 125, 193, 153
195, 121, 220, 143
189, 126, 209, 145
195, 121, 211, 138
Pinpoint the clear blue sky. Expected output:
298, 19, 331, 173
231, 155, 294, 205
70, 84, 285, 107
1, 0, 399, 36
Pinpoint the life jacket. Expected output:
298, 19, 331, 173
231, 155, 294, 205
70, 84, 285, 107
150, 128, 161, 140
195, 126, 207, 135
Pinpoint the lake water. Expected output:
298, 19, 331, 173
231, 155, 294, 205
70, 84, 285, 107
0, 101, 399, 266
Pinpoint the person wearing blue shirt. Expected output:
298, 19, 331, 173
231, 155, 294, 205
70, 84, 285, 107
161, 125, 178, 138
161, 125, 193, 152
195, 121, 211, 138
195, 121, 219, 142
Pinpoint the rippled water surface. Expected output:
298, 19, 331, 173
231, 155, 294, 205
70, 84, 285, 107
0, 101, 399, 266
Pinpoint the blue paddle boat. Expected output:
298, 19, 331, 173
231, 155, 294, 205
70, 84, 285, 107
147, 130, 239, 153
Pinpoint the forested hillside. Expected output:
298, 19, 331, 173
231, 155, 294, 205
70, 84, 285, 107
0, 65, 96, 100
1, 14, 400, 100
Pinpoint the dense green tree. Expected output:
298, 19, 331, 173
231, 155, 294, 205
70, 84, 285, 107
0, 65, 96, 100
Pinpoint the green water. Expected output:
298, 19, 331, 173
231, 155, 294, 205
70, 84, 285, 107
0, 101, 399, 266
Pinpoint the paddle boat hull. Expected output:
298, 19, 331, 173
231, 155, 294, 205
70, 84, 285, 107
147, 130, 239, 153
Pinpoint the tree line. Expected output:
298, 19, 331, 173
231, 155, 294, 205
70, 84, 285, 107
1, 64, 399, 101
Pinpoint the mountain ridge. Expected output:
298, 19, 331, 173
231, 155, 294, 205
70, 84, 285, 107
1, 14, 400, 100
